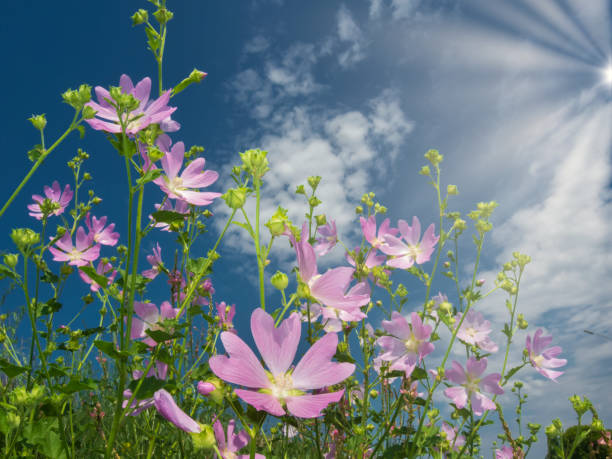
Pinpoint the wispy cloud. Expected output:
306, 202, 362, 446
337, 5, 367, 67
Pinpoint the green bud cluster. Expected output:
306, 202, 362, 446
240, 149, 269, 181
424, 149, 443, 166
11, 228, 40, 252
131, 8, 149, 25
62, 84, 91, 110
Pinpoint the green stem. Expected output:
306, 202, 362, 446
0, 112, 80, 219
255, 181, 266, 310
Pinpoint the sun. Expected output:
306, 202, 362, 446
602, 62, 612, 87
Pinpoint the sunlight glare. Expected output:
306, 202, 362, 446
602, 62, 612, 87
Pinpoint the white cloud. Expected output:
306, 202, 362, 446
244, 35, 270, 54
391, 0, 420, 20
337, 5, 367, 67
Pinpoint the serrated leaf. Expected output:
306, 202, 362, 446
145, 328, 183, 343
151, 210, 188, 225
0, 358, 30, 378
94, 340, 124, 360
38, 298, 62, 315
27, 144, 44, 162
503, 365, 524, 384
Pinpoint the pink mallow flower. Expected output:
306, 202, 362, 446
444, 357, 503, 416
142, 243, 163, 280
292, 224, 370, 323
85, 75, 177, 135
197, 381, 217, 396
455, 309, 499, 353
123, 361, 167, 416
376, 311, 434, 378
314, 220, 338, 256
78, 260, 117, 292
154, 389, 201, 433
379, 216, 439, 269
526, 329, 566, 381
131, 301, 181, 347
49, 227, 101, 267
213, 419, 264, 459
360, 216, 398, 249
496, 445, 516, 459
85, 213, 119, 246
216, 302, 236, 333
209, 308, 355, 418
28, 181, 73, 220
153, 138, 221, 206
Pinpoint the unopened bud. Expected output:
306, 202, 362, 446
447, 184, 458, 195
3, 253, 19, 269
82, 105, 96, 120
28, 114, 47, 131
222, 187, 247, 210
315, 214, 327, 226
307, 176, 321, 190
131, 9, 148, 25
270, 271, 289, 290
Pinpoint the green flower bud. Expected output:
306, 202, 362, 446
82, 105, 96, 120
355, 205, 363, 215
131, 8, 149, 25
271, 271, 289, 290
454, 219, 467, 232
517, 313, 528, 329
296, 282, 310, 299
395, 284, 408, 298
28, 114, 47, 131
315, 214, 327, 226
591, 418, 604, 431
369, 389, 378, 399
295, 184, 306, 195
424, 149, 443, 166
5, 412, 20, 432
240, 149, 269, 180
153, 8, 174, 24
3, 253, 19, 269
191, 424, 216, 450
475, 219, 493, 234
447, 184, 458, 195
222, 187, 247, 210
419, 165, 431, 176
265, 207, 289, 236
78, 84, 91, 104
307, 175, 321, 190
308, 196, 322, 208
11, 228, 40, 252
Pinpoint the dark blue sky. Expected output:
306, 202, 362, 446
2, 1, 612, 455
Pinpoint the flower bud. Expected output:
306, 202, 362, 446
315, 214, 327, 226
295, 184, 306, 195
82, 105, 97, 120
424, 149, 443, 166
222, 187, 247, 210
3, 253, 18, 269
153, 7, 174, 24
296, 282, 310, 299
447, 184, 458, 195
28, 114, 47, 131
271, 271, 289, 290
131, 8, 148, 25
419, 165, 431, 176
307, 175, 321, 190
197, 381, 217, 396
265, 207, 289, 236
476, 278, 485, 287
517, 313, 528, 329
240, 149, 269, 180
11, 228, 40, 252
369, 389, 378, 399
308, 196, 322, 208
355, 205, 363, 215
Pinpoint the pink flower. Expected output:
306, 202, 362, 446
197, 381, 217, 396
213, 419, 263, 459
292, 224, 370, 323
131, 301, 181, 347
314, 220, 337, 256
379, 216, 439, 269
142, 243, 163, 279
526, 329, 566, 381
85, 213, 119, 246
28, 181, 73, 220
376, 312, 434, 377
216, 302, 236, 332
455, 309, 498, 353
49, 227, 101, 267
441, 421, 465, 452
209, 308, 355, 418
123, 361, 167, 416
78, 260, 117, 292
153, 138, 221, 206
154, 389, 201, 433
496, 445, 521, 459
444, 357, 503, 416
360, 216, 398, 249
85, 75, 177, 135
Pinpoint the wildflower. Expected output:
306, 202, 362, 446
151, 198, 189, 231
444, 357, 503, 416
123, 362, 167, 416
526, 329, 566, 381
291, 224, 370, 323
216, 302, 236, 332
27, 181, 73, 220
314, 220, 337, 256
131, 301, 181, 347
154, 389, 201, 433
85, 213, 119, 246
153, 138, 221, 206
213, 419, 263, 459
197, 381, 217, 396
49, 227, 100, 267
455, 309, 499, 353
495, 445, 517, 459
209, 308, 354, 418
360, 216, 398, 249
142, 243, 163, 279
78, 260, 117, 291
85, 75, 177, 135
379, 216, 439, 269
376, 312, 434, 378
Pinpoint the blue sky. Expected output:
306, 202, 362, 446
3, 0, 612, 455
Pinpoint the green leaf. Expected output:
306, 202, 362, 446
82, 326, 105, 337
27, 144, 44, 162
79, 266, 109, 289
503, 364, 524, 383
151, 210, 188, 225
145, 328, 183, 343
186, 257, 208, 276
56, 376, 98, 394
0, 264, 18, 280
38, 298, 62, 315
94, 340, 124, 360
231, 220, 255, 238
333, 350, 355, 364
0, 358, 30, 378
382, 444, 405, 458
136, 168, 162, 187
128, 377, 166, 400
